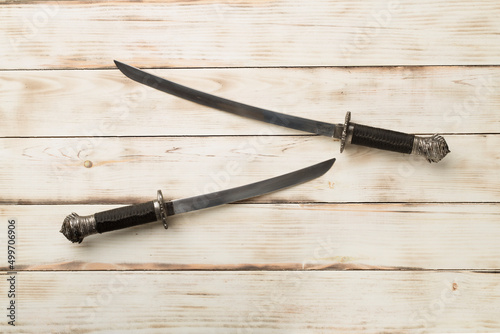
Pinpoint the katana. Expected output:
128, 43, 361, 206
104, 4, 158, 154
60, 158, 335, 243
114, 60, 450, 163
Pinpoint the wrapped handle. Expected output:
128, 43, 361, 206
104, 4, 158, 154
351, 123, 414, 154
60, 191, 169, 243
95, 201, 157, 233
340, 112, 450, 163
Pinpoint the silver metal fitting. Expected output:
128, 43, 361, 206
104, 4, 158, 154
340, 111, 351, 153
60, 212, 97, 243
154, 190, 168, 229
412, 134, 450, 163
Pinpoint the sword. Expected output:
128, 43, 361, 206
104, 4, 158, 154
60, 158, 335, 243
114, 61, 450, 163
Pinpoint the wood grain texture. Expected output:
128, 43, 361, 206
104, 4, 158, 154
1, 204, 499, 271
0, 135, 498, 204
2, 1, 500, 69
1, 271, 499, 333
1, 66, 499, 137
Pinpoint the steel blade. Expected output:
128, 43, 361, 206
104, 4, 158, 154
170, 158, 335, 215
114, 60, 338, 137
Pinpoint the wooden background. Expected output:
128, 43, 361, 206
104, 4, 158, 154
1, 0, 500, 332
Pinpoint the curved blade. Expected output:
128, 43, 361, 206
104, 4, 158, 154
171, 158, 335, 215
114, 60, 337, 137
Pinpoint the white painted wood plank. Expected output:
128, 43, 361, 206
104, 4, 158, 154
0, 271, 498, 333
2, 1, 500, 69
0, 135, 498, 204
1, 66, 498, 136
1, 204, 499, 270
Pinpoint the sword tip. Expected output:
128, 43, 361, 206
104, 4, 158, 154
114, 59, 125, 69
324, 157, 336, 167
114, 60, 134, 72
311, 158, 336, 178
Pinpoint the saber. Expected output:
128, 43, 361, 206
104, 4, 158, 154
60, 158, 335, 243
114, 61, 449, 163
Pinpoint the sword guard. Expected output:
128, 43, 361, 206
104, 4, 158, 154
155, 190, 168, 229
339, 111, 351, 153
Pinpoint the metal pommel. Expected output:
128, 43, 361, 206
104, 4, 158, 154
60, 212, 97, 243
412, 134, 450, 163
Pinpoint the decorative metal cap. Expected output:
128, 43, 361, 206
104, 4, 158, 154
412, 134, 450, 163
60, 212, 97, 243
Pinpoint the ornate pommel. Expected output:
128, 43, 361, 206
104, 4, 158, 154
60, 213, 97, 243
412, 134, 450, 163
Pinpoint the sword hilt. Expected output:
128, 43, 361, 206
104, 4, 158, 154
339, 112, 450, 163
60, 190, 169, 243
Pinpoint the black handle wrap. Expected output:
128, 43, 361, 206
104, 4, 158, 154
95, 201, 157, 233
350, 123, 415, 154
